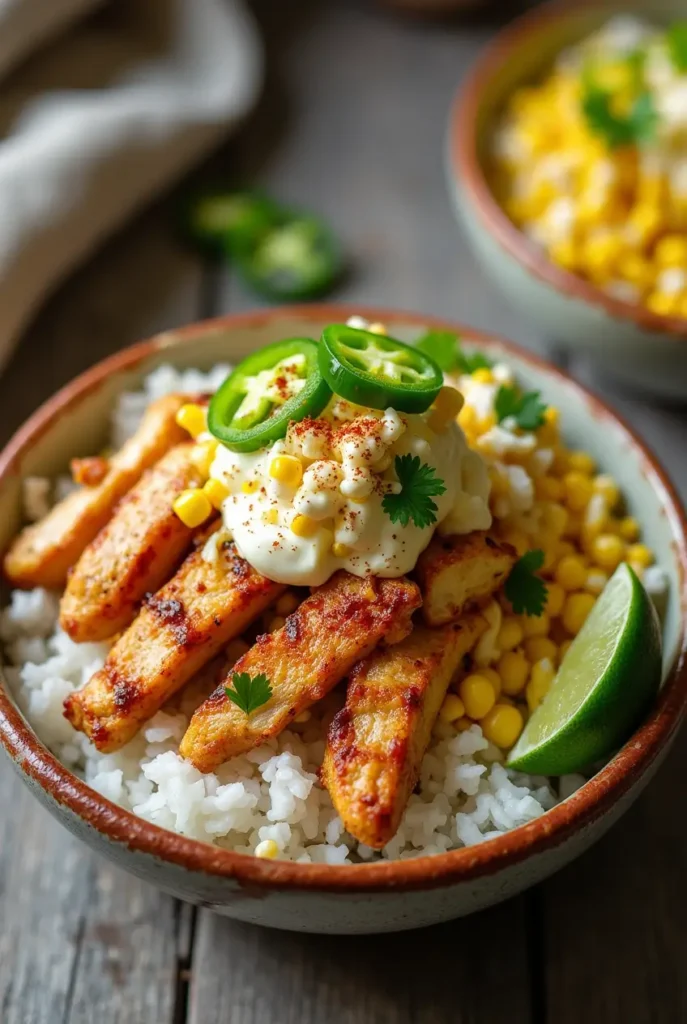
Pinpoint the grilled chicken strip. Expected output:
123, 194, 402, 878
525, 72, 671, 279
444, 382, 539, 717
416, 531, 515, 627
4, 394, 188, 589
60, 443, 212, 643
63, 536, 285, 752
180, 571, 422, 773
322, 615, 486, 849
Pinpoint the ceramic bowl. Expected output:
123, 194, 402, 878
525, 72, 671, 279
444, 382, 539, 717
449, 0, 687, 398
0, 305, 685, 934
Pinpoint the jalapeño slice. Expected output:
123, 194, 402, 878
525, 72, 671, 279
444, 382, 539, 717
318, 324, 443, 413
234, 216, 342, 301
208, 338, 332, 453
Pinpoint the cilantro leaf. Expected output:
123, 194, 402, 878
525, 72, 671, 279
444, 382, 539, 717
504, 550, 548, 617
581, 86, 658, 149
225, 672, 272, 715
382, 454, 446, 529
415, 330, 492, 375
667, 21, 687, 73
494, 385, 547, 431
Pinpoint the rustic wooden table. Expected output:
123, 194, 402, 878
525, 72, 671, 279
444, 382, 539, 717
1, 3, 685, 1022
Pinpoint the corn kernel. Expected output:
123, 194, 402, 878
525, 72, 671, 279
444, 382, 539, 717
458, 404, 478, 432
593, 475, 618, 509
585, 568, 609, 595
332, 541, 350, 558
190, 439, 218, 478
269, 616, 286, 632
618, 252, 653, 289
481, 703, 524, 749
481, 667, 502, 698
172, 488, 213, 528
459, 674, 497, 720
349, 494, 369, 505
291, 514, 318, 538
545, 581, 565, 618
654, 234, 687, 267
456, 716, 473, 732
242, 480, 258, 494
626, 543, 653, 568
498, 651, 530, 696
255, 839, 279, 860
627, 204, 662, 247
276, 592, 299, 615
548, 239, 579, 272
294, 709, 311, 723
591, 533, 626, 571
568, 450, 596, 475
535, 476, 564, 502
618, 516, 640, 542
269, 455, 303, 488
175, 403, 207, 439
559, 639, 572, 662
525, 637, 557, 664
563, 470, 593, 511
562, 592, 596, 634
202, 478, 230, 510
542, 502, 569, 538
368, 322, 387, 335
439, 693, 466, 723
471, 368, 493, 384
263, 508, 278, 525
497, 617, 524, 652
555, 554, 587, 591
526, 658, 556, 712
503, 528, 529, 557
628, 560, 646, 579
520, 611, 550, 638
647, 291, 680, 317
429, 386, 464, 431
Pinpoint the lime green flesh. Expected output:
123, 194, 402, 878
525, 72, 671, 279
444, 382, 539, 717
507, 563, 662, 776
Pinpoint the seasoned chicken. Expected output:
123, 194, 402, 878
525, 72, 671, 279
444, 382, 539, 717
60, 443, 211, 643
180, 571, 422, 772
322, 616, 485, 849
4, 394, 189, 589
63, 535, 285, 752
415, 531, 515, 627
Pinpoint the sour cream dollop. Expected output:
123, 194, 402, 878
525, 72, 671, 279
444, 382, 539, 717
207, 396, 492, 587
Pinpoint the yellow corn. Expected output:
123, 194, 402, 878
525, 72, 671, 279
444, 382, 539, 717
269, 455, 303, 488
172, 488, 213, 528
497, 651, 530, 696
459, 674, 497, 720
291, 514, 318, 538
202, 478, 230, 510
439, 694, 466, 724
263, 508, 279, 525
481, 703, 524, 749
555, 554, 587, 590
562, 592, 596, 634
590, 533, 625, 571
332, 541, 350, 558
526, 659, 556, 712
524, 637, 557, 664
497, 617, 524, 652
175, 403, 207, 439
428, 386, 464, 431
626, 543, 653, 568
255, 839, 279, 859
190, 439, 218, 478
242, 480, 258, 494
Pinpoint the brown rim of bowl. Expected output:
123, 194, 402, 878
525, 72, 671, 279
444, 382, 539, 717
450, 0, 687, 339
0, 303, 686, 895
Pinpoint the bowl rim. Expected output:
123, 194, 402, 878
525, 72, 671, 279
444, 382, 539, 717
0, 302, 686, 895
449, 0, 687, 340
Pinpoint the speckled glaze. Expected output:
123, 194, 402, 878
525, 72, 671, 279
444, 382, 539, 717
449, 0, 687, 398
0, 306, 686, 934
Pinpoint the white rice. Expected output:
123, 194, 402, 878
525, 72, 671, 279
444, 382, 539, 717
1, 365, 584, 864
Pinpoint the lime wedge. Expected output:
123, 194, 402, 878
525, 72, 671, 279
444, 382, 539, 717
507, 563, 662, 776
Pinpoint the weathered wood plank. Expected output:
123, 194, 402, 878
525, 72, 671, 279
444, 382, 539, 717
188, 899, 533, 1024
0, 200, 204, 1024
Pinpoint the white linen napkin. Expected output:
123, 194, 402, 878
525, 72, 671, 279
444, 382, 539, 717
0, 0, 263, 367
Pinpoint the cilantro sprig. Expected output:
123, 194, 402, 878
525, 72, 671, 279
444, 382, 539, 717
415, 330, 492, 375
667, 21, 687, 73
581, 86, 658, 149
225, 672, 272, 715
504, 550, 548, 618
494, 385, 547, 431
382, 454, 446, 529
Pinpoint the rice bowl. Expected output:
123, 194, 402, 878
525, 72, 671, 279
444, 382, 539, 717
0, 306, 684, 934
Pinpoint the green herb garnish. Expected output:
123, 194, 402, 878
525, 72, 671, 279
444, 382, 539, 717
667, 21, 687, 72
382, 454, 447, 529
225, 672, 273, 715
415, 330, 492, 375
494, 385, 547, 431
504, 550, 548, 617
581, 86, 658, 149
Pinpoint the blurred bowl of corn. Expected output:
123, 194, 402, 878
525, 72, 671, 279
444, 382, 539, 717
448, 0, 687, 397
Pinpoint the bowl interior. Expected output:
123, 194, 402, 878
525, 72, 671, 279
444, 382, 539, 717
1, 311, 683, 690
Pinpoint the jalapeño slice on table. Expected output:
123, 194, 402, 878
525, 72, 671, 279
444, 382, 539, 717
318, 324, 444, 413
234, 216, 342, 301
208, 338, 332, 453
184, 190, 281, 254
